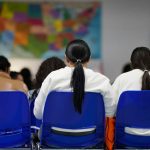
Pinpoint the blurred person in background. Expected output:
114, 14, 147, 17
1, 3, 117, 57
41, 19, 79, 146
0, 56, 28, 93
122, 63, 132, 73
29, 57, 66, 101
20, 67, 33, 90
10, 71, 23, 81
28, 57, 65, 143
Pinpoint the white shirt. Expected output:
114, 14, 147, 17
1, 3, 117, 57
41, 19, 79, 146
113, 69, 150, 136
113, 69, 143, 106
34, 66, 115, 119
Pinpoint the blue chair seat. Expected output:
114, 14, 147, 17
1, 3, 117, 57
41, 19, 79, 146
115, 90, 150, 148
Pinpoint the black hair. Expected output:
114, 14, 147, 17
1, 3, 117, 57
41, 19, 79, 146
35, 57, 65, 89
20, 68, 32, 90
122, 63, 132, 73
10, 71, 20, 79
0, 56, 11, 72
65, 39, 91, 114
130, 47, 150, 90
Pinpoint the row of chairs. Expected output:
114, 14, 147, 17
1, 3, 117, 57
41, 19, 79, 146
0, 91, 150, 149
0, 91, 105, 149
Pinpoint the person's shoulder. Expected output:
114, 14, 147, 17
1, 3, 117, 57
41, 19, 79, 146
114, 71, 130, 82
52, 67, 68, 74
12, 80, 28, 91
114, 70, 141, 85
85, 68, 110, 81
118, 69, 141, 79
85, 68, 109, 78
12, 79, 24, 85
46, 67, 69, 78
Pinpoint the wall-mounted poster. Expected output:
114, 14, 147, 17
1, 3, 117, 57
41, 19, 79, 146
0, 1, 101, 59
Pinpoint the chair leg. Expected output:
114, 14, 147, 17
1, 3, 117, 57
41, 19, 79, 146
36, 142, 41, 150
31, 142, 36, 150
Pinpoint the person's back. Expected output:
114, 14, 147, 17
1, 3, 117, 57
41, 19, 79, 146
40, 66, 111, 94
0, 56, 28, 93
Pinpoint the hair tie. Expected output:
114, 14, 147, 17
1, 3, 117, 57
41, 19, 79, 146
144, 69, 149, 72
76, 59, 81, 63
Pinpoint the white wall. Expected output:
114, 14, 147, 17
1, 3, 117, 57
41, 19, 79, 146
10, 58, 42, 78
10, 58, 102, 79
102, 0, 150, 82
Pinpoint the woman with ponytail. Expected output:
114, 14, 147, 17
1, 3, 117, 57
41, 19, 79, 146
112, 47, 150, 136
113, 47, 150, 104
34, 39, 114, 118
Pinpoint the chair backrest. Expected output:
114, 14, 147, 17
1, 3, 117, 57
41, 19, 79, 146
41, 91, 105, 148
115, 90, 150, 148
0, 91, 30, 148
30, 100, 42, 132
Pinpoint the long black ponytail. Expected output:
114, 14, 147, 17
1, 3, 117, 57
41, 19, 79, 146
65, 39, 91, 113
142, 70, 150, 90
131, 47, 150, 90
71, 61, 85, 113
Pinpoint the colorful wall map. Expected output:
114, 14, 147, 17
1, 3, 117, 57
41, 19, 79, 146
0, 2, 101, 59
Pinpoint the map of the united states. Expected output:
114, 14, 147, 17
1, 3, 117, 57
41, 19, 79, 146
0, 2, 101, 59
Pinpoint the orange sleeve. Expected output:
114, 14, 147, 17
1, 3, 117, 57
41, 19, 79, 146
105, 117, 116, 150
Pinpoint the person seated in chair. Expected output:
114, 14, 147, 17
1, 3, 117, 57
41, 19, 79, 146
113, 47, 150, 136
34, 39, 115, 148
29, 57, 66, 144
0, 56, 28, 93
33, 40, 115, 148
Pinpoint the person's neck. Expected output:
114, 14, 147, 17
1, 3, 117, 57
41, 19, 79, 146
0, 71, 10, 79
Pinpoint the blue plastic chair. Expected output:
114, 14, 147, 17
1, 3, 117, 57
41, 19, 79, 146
30, 100, 42, 133
115, 90, 150, 148
40, 91, 105, 148
0, 91, 31, 148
